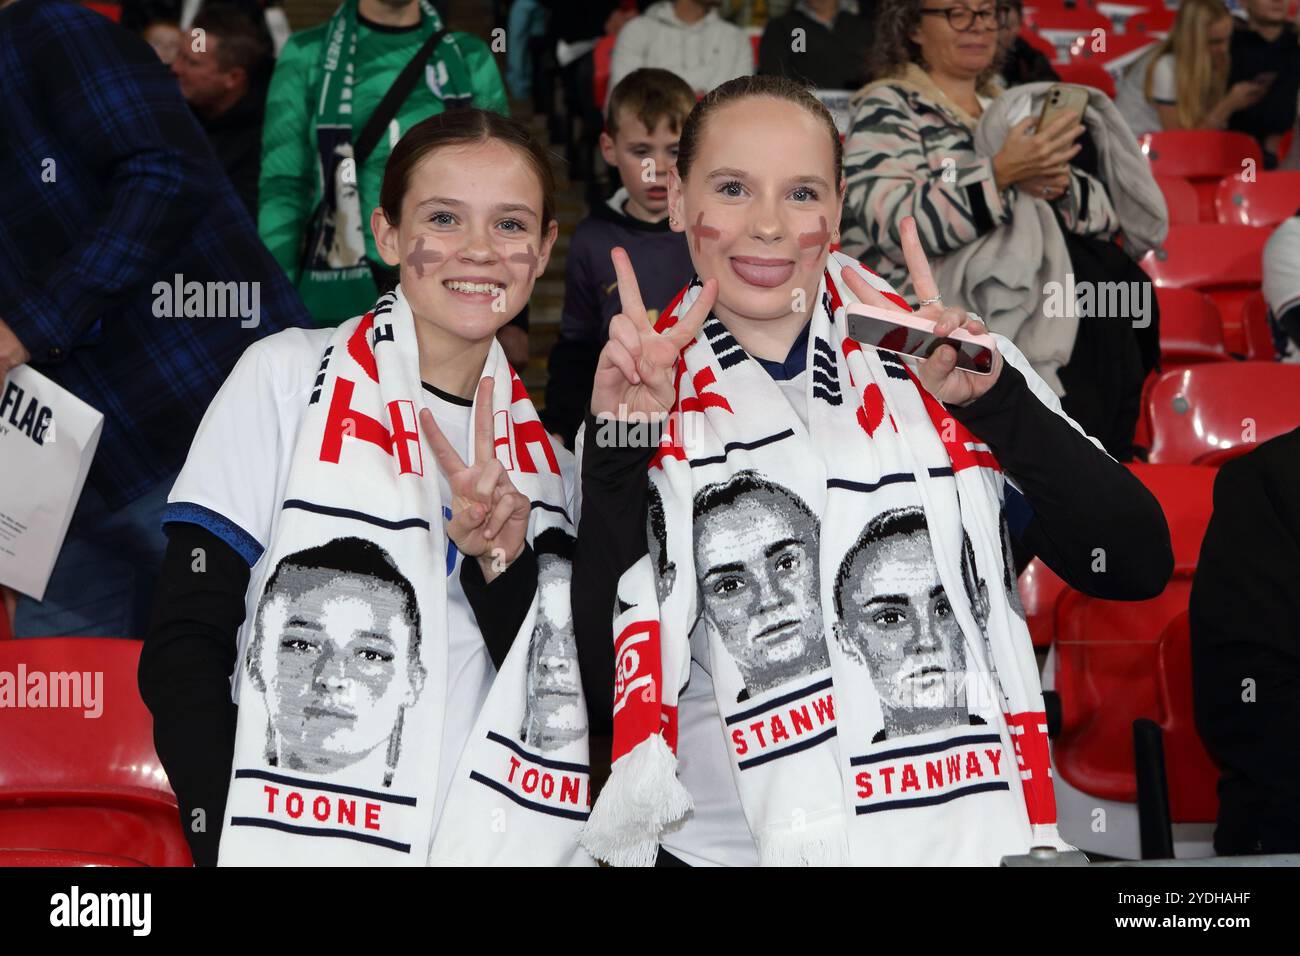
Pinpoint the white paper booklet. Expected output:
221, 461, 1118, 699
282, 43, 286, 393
0, 366, 103, 600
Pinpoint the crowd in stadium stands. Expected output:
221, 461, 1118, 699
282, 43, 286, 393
0, 0, 1298, 865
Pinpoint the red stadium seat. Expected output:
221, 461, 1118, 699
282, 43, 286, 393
0, 638, 192, 867
1239, 290, 1278, 361
1066, 31, 1158, 67
1154, 612, 1220, 824
1140, 131, 1265, 221
1155, 287, 1229, 364
1052, 463, 1216, 802
1153, 175, 1200, 225
593, 35, 615, 111
1024, 7, 1112, 32
1018, 558, 1068, 649
84, 2, 122, 21
1143, 362, 1300, 465
1214, 170, 1300, 227
1140, 224, 1270, 351
1055, 61, 1116, 98
750, 33, 760, 66
1124, 8, 1176, 35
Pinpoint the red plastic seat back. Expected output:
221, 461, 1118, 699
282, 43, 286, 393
1154, 612, 1220, 823
84, 2, 122, 21
1024, 8, 1112, 32
1052, 463, 1215, 802
0, 638, 192, 867
1154, 175, 1200, 225
1056, 61, 1116, 97
1240, 290, 1277, 361
1067, 32, 1157, 66
1054, 584, 1189, 800
1155, 287, 1228, 364
1144, 363, 1300, 466
1141, 132, 1265, 220
1018, 558, 1068, 649
1215, 171, 1300, 227
1125, 8, 1176, 35
1140, 224, 1270, 350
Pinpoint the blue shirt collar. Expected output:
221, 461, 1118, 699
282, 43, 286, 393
752, 318, 813, 381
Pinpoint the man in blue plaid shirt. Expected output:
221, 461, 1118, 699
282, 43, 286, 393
0, 0, 311, 637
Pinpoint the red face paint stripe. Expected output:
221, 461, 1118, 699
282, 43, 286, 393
690, 212, 720, 254
508, 244, 538, 284
406, 236, 444, 278
797, 215, 831, 251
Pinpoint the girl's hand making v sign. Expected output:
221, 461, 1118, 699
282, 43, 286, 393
591, 246, 719, 419
420, 377, 530, 582
839, 217, 1003, 407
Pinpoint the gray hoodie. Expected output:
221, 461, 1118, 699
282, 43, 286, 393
609, 1, 754, 96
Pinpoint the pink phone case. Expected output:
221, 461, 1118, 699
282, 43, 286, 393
844, 302, 997, 375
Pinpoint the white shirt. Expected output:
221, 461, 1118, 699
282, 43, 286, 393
609, 1, 754, 95
166, 327, 492, 830
1115, 52, 1176, 138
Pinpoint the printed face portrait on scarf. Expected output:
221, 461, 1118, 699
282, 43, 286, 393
522, 530, 584, 752
834, 508, 987, 740
693, 472, 830, 698
247, 537, 427, 783
312, 132, 367, 270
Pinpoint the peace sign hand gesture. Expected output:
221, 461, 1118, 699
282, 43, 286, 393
420, 377, 531, 582
591, 246, 719, 421
839, 216, 1003, 407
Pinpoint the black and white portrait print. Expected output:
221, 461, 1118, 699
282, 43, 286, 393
309, 127, 367, 271
834, 508, 987, 743
646, 482, 677, 607
520, 529, 585, 752
693, 471, 830, 700
246, 537, 427, 786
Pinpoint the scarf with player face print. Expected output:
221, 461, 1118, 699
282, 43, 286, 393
218, 285, 593, 866
579, 251, 1069, 866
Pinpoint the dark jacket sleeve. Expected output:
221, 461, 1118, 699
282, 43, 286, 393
8, 2, 216, 364
1190, 431, 1300, 851
542, 229, 605, 446
139, 522, 247, 867
542, 338, 603, 448
459, 544, 539, 670
572, 412, 657, 737
948, 362, 1173, 600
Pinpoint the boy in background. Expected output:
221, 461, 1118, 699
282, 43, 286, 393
543, 67, 696, 448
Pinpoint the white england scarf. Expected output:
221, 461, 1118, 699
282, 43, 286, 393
581, 252, 1067, 866
218, 286, 594, 866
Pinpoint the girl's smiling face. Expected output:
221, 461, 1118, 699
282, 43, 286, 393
667, 96, 843, 326
372, 138, 557, 346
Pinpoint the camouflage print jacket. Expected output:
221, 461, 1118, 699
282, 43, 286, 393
839, 65, 1119, 302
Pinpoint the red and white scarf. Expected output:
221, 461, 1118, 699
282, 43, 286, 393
218, 286, 593, 865
580, 252, 1069, 866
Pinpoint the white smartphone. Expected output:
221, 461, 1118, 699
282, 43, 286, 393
845, 302, 996, 375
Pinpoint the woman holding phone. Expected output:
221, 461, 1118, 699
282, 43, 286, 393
572, 74, 1172, 866
142, 109, 592, 867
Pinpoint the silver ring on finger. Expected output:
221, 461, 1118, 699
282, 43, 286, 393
918, 295, 943, 307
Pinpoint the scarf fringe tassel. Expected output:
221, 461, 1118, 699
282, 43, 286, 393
579, 733, 692, 867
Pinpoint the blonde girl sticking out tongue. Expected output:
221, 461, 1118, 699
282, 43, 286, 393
572, 74, 1171, 867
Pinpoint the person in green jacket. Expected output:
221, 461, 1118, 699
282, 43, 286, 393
259, 0, 508, 326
